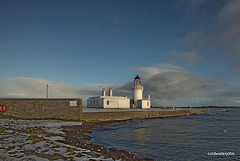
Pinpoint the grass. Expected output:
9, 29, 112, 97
52, 145, 60, 149
26, 126, 43, 131
28, 135, 45, 144
17, 126, 46, 135
0, 114, 78, 121
0, 128, 5, 133
0, 115, 19, 120
23, 150, 67, 160
67, 147, 76, 156
75, 152, 82, 157
27, 127, 45, 134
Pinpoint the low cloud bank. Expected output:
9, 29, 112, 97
116, 64, 240, 107
1, 64, 240, 107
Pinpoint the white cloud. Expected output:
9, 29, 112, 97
218, 0, 240, 21
180, 0, 240, 72
156, 63, 183, 70
170, 51, 202, 66
2, 65, 240, 107
0, 77, 130, 107
128, 64, 240, 107
88, 83, 124, 89
3, 93, 28, 97
0, 77, 80, 98
131, 63, 183, 80
215, 0, 240, 72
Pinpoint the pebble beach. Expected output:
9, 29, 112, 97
0, 118, 153, 161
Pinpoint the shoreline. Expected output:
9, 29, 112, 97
0, 109, 213, 160
62, 109, 214, 160
61, 120, 154, 161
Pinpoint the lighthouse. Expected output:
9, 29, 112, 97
131, 75, 150, 108
87, 75, 150, 109
132, 75, 143, 105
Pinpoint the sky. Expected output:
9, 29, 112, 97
1, 0, 240, 107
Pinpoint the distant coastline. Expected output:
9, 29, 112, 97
151, 106, 240, 109
205, 106, 240, 108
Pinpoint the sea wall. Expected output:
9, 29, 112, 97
81, 109, 214, 121
0, 98, 82, 121
0, 98, 213, 121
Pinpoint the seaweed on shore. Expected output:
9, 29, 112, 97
62, 120, 154, 161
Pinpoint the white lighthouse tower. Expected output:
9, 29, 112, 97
132, 75, 143, 106
131, 75, 150, 108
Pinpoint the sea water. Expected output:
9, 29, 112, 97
91, 108, 240, 161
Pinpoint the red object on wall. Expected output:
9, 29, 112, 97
0, 105, 6, 115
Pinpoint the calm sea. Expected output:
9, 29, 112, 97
91, 108, 240, 161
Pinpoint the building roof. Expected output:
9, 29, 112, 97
135, 75, 140, 79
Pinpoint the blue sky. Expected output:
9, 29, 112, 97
1, 0, 240, 107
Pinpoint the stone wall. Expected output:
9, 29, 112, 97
0, 98, 82, 121
0, 98, 213, 122
81, 109, 214, 121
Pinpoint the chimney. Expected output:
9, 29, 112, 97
148, 94, 151, 100
109, 88, 112, 96
102, 88, 105, 96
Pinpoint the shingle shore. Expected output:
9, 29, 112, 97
62, 121, 154, 161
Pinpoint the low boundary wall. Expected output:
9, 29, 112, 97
0, 98, 82, 121
0, 98, 213, 121
81, 109, 214, 121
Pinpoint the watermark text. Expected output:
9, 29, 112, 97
207, 152, 235, 156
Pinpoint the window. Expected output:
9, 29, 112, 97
147, 102, 149, 106
107, 101, 109, 105
137, 79, 141, 85
135, 79, 141, 85
138, 101, 141, 107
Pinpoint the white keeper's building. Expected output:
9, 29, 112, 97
87, 75, 151, 109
